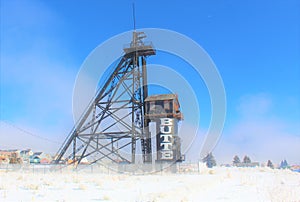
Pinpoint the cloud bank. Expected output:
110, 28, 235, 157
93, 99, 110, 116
214, 93, 300, 165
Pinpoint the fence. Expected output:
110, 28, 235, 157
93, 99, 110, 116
0, 162, 205, 175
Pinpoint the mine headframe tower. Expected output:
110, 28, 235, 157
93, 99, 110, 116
54, 31, 155, 165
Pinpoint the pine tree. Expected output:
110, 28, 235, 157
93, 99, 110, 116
202, 152, 217, 168
267, 160, 274, 169
280, 159, 288, 169
233, 155, 241, 165
243, 155, 251, 164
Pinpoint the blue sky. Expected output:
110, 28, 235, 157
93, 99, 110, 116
1, 0, 299, 164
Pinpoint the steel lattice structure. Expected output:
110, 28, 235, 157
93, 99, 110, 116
54, 32, 155, 165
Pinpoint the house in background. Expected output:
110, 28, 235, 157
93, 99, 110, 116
39, 153, 53, 164
20, 149, 34, 164
30, 152, 42, 164
0, 150, 22, 164
29, 152, 53, 164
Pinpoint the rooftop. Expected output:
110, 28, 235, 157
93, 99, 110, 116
145, 94, 177, 102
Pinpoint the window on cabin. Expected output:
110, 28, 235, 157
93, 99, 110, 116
155, 100, 164, 114
149, 101, 156, 114
164, 100, 173, 113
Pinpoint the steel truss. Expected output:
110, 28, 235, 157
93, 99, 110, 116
54, 32, 155, 165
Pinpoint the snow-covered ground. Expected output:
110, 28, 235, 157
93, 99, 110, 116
0, 166, 299, 202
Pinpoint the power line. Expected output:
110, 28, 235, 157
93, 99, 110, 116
1, 120, 60, 144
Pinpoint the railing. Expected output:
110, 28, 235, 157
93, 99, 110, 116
123, 41, 154, 50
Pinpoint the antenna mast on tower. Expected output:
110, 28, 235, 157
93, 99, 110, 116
132, 3, 136, 31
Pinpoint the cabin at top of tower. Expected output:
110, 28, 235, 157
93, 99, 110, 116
145, 94, 183, 120
123, 31, 156, 56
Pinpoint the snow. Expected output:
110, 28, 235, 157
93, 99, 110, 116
0, 166, 299, 202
